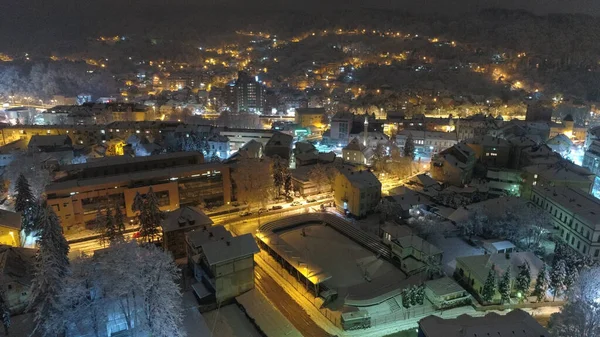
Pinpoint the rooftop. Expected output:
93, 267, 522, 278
397, 130, 457, 142
0, 209, 21, 230
295, 107, 325, 115
186, 225, 231, 249
340, 168, 381, 189
524, 160, 593, 183
424, 276, 465, 297
455, 252, 544, 284
0, 245, 36, 286
59, 151, 203, 173
201, 233, 259, 266
465, 135, 509, 147
533, 185, 600, 226
28, 135, 71, 148
419, 309, 549, 337
162, 206, 213, 233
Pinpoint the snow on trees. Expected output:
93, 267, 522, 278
28, 204, 70, 336
482, 268, 497, 303
532, 263, 549, 302
14, 173, 41, 243
62, 241, 185, 337
498, 266, 512, 304
403, 134, 415, 160
308, 164, 329, 194
135, 188, 164, 243
514, 263, 531, 300
550, 259, 567, 301
232, 156, 274, 210
548, 266, 600, 337
6, 152, 51, 199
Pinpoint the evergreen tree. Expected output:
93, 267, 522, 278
132, 192, 144, 213
272, 158, 284, 197
138, 188, 164, 243
515, 263, 532, 301
99, 206, 123, 246
416, 285, 425, 305
283, 171, 292, 197
482, 269, 497, 303
0, 295, 9, 336
533, 264, 549, 302
15, 173, 37, 236
28, 205, 70, 336
550, 259, 567, 301
498, 266, 512, 304
401, 288, 410, 308
564, 267, 579, 295
114, 202, 125, 235
409, 285, 418, 306
403, 134, 416, 160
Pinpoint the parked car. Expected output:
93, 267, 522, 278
271, 205, 283, 210
290, 201, 301, 206
258, 208, 268, 214
132, 231, 141, 239
239, 211, 252, 217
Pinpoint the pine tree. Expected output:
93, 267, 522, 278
498, 266, 512, 304
401, 288, 410, 308
15, 173, 37, 235
272, 158, 284, 197
100, 206, 123, 246
138, 188, 164, 243
533, 264, 549, 302
482, 269, 497, 304
416, 285, 425, 305
409, 285, 418, 306
132, 192, 144, 213
283, 171, 292, 197
403, 134, 416, 160
515, 263, 531, 301
114, 202, 125, 236
28, 205, 70, 336
550, 259, 567, 301
564, 267, 579, 294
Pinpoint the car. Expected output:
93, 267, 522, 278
307, 198, 316, 203
132, 231, 141, 239
271, 205, 283, 210
290, 201, 301, 206
258, 208, 268, 214
239, 211, 252, 217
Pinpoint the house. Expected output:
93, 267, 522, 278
582, 140, 600, 176
161, 206, 214, 259
424, 276, 470, 309
342, 137, 372, 165
482, 240, 516, 254
463, 136, 510, 168
295, 108, 326, 129
430, 143, 476, 186
264, 132, 294, 160
327, 111, 354, 145
530, 185, 600, 258
334, 168, 381, 217
207, 134, 230, 159
186, 227, 259, 303
0, 209, 21, 247
381, 224, 443, 276
521, 159, 594, 199
27, 134, 74, 166
418, 309, 549, 337
396, 130, 457, 157
236, 139, 264, 159
454, 252, 544, 304
0, 245, 36, 313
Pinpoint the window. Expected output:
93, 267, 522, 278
595, 249, 600, 258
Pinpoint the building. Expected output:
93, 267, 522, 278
206, 134, 230, 159
423, 277, 470, 309
334, 168, 381, 217
264, 132, 294, 160
381, 224, 443, 276
27, 134, 74, 166
217, 128, 274, 153
430, 143, 476, 186
418, 309, 549, 337
482, 240, 516, 254
186, 227, 259, 303
162, 206, 214, 259
521, 160, 594, 199
585, 125, 600, 149
486, 168, 523, 196
454, 252, 544, 304
0, 245, 36, 313
0, 210, 20, 247
342, 138, 372, 165
0, 139, 27, 167
583, 140, 600, 176
327, 111, 354, 145
295, 108, 326, 129
46, 154, 231, 232
396, 130, 457, 157
525, 101, 553, 122
531, 185, 600, 258
464, 136, 510, 168
224, 71, 266, 114
455, 114, 502, 141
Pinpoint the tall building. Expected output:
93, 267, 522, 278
224, 71, 266, 114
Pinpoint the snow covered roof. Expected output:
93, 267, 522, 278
455, 252, 544, 284
201, 233, 259, 266
524, 160, 593, 182
265, 132, 293, 148
236, 289, 303, 337
394, 235, 443, 256
397, 129, 457, 142
424, 276, 465, 297
0, 209, 21, 230
28, 135, 71, 149
446, 197, 526, 223
294, 141, 316, 154
340, 169, 381, 189
295, 107, 325, 116
482, 240, 516, 253
343, 137, 366, 152
416, 174, 440, 188
418, 309, 548, 337
162, 206, 213, 233
465, 135, 509, 147
186, 225, 231, 249
533, 185, 600, 226
59, 151, 202, 172
381, 224, 413, 239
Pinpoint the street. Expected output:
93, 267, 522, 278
254, 265, 332, 337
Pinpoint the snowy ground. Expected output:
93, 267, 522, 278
181, 290, 212, 337
428, 236, 485, 276
203, 304, 263, 337
279, 223, 406, 294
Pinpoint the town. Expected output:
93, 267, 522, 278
0, 4, 600, 337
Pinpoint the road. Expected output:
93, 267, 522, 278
254, 265, 332, 337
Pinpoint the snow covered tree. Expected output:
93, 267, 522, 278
403, 134, 415, 160
533, 264, 550, 302
283, 171, 293, 197
498, 266, 512, 304
137, 188, 164, 243
401, 288, 411, 308
482, 269, 497, 304
548, 266, 600, 337
272, 158, 285, 197
132, 191, 144, 213
114, 202, 125, 233
232, 157, 274, 210
550, 259, 567, 301
28, 205, 70, 336
14, 173, 34, 213
0, 294, 9, 336
514, 263, 531, 301
416, 285, 425, 305
564, 268, 580, 296
98, 206, 124, 247
308, 164, 329, 194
